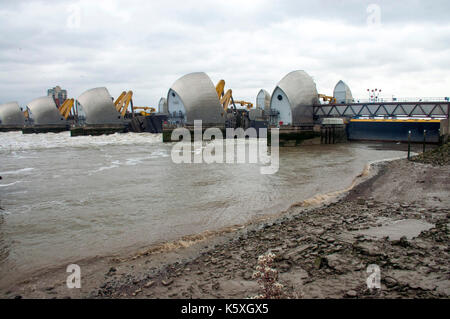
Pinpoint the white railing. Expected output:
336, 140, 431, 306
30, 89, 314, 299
352, 97, 450, 103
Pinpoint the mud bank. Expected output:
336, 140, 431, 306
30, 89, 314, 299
1, 158, 449, 299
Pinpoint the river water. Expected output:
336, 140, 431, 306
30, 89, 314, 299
0, 131, 410, 286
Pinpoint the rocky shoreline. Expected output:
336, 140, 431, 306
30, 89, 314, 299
2, 148, 449, 299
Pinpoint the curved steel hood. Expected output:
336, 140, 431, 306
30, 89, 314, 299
27, 96, 65, 125
0, 101, 25, 126
167, 72, 225, 125
77, 87, 124, 125
270, 70, 319, 125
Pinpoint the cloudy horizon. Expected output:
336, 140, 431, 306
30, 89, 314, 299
1, 0, 449, 108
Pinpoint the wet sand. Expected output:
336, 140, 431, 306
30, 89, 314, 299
1, 158, 449, 299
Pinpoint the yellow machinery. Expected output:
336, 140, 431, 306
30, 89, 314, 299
215, 79, 226, 99
318, 94, 336, 104
216, 79, 234, 111
114, 91, 157, 117
58, 98, 75, 119
215, 80, 253, 111
133, 106, 156, 116
114, 91, 133, 117
234, 100, 253, 110
114, 91, 160, 116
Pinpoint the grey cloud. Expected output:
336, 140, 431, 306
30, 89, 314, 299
0, 0, 449, 107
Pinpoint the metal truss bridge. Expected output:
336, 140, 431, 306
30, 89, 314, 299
313, 101, 450, 119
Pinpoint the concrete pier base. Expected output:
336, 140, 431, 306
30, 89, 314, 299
275, 125, 321, 146
70, 124, 126, 137
163, 124, 226, 142
320, 124, 347, 144
162, 124, 328, 146
0, 126, 24, 132
128, 114, 168, 133
22, 125, 69, 134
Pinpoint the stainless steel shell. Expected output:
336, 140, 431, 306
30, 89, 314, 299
0, 102, 25, 126
77, 87, 124, 125
333, 80, 353, 104
270, 70, 319, 125
167, 72, 224, 125
256, 89, 271, 113
158, 97, 168, 114
27, 96, 65, 125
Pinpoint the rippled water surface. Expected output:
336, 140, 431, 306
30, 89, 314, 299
0, 131, 410, 284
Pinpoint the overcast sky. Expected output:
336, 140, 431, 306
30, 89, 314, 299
1, 0, 449, 107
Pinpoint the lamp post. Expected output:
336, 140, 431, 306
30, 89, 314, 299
367, 88, 382, 102
408, 130, 412, 160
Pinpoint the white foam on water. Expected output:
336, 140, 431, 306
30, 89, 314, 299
0, 181, 22, 187
96, 165, 119, 172
0, 168, 35, 175
150, 150, 170, 158
0, 131, 163, 152
125, 151, 170, 165
87, 150, 170, 173
125, 158, 140, 166
89, 162, 120, 174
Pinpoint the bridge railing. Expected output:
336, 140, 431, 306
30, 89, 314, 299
349, 97, 450, 103
313, 101, 450, 119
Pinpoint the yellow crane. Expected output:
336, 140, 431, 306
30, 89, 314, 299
114, 90, 157, 117
58, 98, 75, 119
114, 91, 133, 117
234, 100, 253, 110
133, 106, 156, 116
318, 94, 336, 104
216, 79, 226, 99
215, 80, 253, 111
216, 79, 234, 111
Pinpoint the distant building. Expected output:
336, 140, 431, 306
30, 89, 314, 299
47, 86, 67, 107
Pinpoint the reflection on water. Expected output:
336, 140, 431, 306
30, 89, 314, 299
0, 131, 410, 286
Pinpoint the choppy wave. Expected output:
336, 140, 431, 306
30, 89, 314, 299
87, 151, 170, 175
0, 181, 22, 187
0, 131, 163, 152
90, 163, 121, 174
0, 167, 35, 175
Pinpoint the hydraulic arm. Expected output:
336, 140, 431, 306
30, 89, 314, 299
215, 80, 253, 111
318, 94, 336, 104
58, 98, 75, 119
133, 106, 156, 116
114, 91, 133, 117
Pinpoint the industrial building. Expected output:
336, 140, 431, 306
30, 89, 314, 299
0, 102, 26, 131
47, 86, 67, 107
